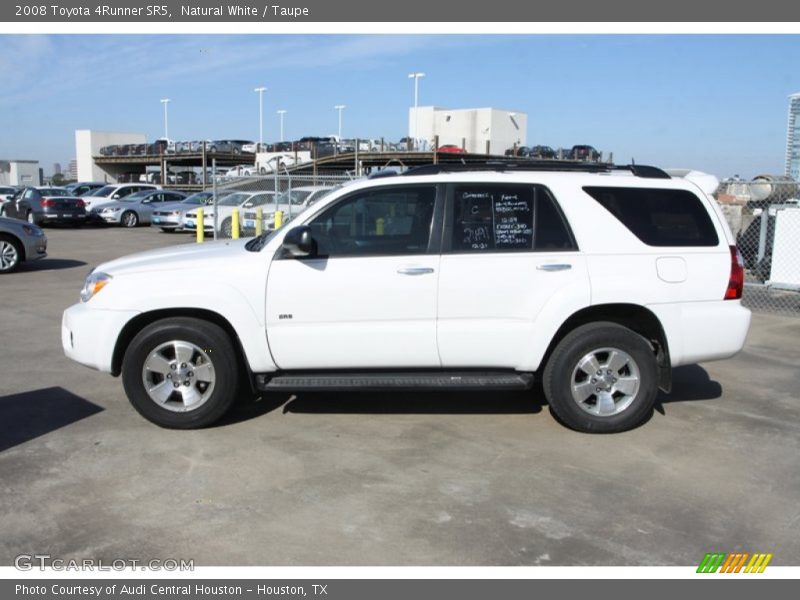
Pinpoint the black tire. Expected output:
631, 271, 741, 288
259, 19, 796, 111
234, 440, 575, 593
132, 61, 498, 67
220, 217, 233, 238
160, 227, 175, 233
542, 322, 658, 433
121, 211, 139, 228
0, 233, 23, 273
121, 317, 240, 429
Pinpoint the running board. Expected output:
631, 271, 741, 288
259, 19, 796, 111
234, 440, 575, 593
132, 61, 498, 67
255, 371, 534, 392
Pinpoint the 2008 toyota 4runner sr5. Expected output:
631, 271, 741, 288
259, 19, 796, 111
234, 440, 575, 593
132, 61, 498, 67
62, 163, 751, 433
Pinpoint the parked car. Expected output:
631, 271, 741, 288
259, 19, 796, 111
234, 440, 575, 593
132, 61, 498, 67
1, 186, 86, 226
62, 161, 751, 432
0, 186, 19, 212
530, 145, 558, 159
184, 191, 277, 237
64, 182, 105, 197
504, 146, 531, 157
117, 172, 146, 183
569, 145, 601, 161
241, 186, 334, 232
151, 191, 230, 232
147, 138, 176, 155
207, 140, 253, 154
98, 145, 120, 156
0, 216, 47, 273
225, 164, 257, 178
92, 190, 187, 228
438, 144, 466, 154
80, 184, 160, 210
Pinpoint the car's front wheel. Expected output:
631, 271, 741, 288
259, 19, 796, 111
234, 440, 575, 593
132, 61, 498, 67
121, 211, 139, 228
542, 322, 658, 433
0, 234, 22, 273
122, 317, 240, 429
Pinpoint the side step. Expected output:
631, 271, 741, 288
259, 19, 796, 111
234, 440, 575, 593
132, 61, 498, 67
255, 371, 534, 392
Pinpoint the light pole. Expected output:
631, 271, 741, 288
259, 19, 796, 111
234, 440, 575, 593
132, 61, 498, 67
254, 87, 267, 150
160, 98, 170, 139
277, 109, 287, 142
334, 105, 346, 142
408, 72, 425, 150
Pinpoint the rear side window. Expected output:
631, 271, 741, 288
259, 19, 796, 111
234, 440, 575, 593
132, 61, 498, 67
449, 184, 576, 252
583, 186, 719, 247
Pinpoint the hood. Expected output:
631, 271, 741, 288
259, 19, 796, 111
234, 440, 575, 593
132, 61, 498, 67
96, 238, 251, 276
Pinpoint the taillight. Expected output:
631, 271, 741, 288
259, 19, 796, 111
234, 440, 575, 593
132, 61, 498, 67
725, 245, 744, 300
41, 198, 56, 207
76, 200, 85, 208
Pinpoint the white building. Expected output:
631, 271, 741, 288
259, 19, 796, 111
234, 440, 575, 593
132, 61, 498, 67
0, 159, 41, 186
75, 129, 146, 183
785, 93, 800, 181
409, 106, 527, 154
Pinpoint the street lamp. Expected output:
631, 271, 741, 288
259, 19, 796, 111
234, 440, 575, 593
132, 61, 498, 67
334, 105, 346, 142
160, 98, 170, 139
408, 72, 425, 150
254, 87, 267, 150
277, 109, 287, 142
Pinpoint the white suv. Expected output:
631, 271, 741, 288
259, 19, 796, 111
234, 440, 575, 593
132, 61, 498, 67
62, 163, 751, 432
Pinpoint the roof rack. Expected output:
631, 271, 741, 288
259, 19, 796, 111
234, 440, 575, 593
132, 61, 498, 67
402, 161, 671, 179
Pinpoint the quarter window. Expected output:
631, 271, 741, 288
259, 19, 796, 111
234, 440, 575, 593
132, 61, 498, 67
309, 186, 436, 257
583, 186, 719, 247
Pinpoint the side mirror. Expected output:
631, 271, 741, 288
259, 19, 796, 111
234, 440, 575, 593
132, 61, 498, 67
281, 226, 316, 257
112, 193, 120, 199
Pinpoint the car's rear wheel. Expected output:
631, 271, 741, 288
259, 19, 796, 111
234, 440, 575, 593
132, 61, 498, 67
121, 211, 139, 228
0, 234, 23, 273
542, 322, 658, 433
122, 317, 240, 429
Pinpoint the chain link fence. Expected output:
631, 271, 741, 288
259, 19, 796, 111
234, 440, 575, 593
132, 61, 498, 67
205, 171, 359, 239
715, 176, 800, 316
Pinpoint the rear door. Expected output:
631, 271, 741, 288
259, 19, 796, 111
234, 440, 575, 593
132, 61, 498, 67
266, 184, 443, 369
437, 182, 589, 369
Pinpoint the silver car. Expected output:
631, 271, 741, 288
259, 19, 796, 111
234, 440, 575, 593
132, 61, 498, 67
150, 191, 228, 232
92, 190, 187, 227
0, 216, 47, 273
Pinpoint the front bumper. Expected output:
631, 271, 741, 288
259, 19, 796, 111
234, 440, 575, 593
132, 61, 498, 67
22, 233, 47, 261
62, 303, 140, 373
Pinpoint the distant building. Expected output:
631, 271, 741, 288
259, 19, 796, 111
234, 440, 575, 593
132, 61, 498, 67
785, 92, 800, 181
53, 162, 62, 176
409, 106, 527, 154
67, 159, 78, 180
75, 129, 146, 183
0, 159, 41, 186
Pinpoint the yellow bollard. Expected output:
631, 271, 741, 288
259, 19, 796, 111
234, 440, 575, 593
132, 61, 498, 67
231, 208, 240, 240
255, 207, 263, 236
196, 208, 204, 243
274, 210, 283, 229
376, 217, 385, 235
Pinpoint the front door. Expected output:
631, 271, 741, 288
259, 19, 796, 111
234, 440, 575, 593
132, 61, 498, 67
266, 184, 442, 370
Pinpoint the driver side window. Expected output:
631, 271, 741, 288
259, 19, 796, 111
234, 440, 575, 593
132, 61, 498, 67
309, 186, 436, 258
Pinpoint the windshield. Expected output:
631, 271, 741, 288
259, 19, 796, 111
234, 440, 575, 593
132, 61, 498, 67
245, 228, 280, 252
92, 186, 116, 197
122, 191, 152, 201
218, 192, 251, 207
276, 190, 311, 206
242, 193, 276, 208
40, 188, 72, 196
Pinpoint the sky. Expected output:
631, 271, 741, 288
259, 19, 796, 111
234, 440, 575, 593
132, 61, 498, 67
0, 34, 798, 179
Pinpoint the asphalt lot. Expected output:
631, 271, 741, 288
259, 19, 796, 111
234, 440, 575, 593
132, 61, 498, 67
0, 224, 798, 567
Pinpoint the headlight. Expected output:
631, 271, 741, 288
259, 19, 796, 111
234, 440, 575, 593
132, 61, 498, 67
21, 225, 44, 237
80, 271, 113, 303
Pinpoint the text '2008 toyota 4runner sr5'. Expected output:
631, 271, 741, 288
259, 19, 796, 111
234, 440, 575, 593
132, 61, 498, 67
62, 162, 751, 433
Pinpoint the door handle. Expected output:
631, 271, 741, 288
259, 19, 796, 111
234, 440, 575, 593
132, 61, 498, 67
397, 267, 435, 275
536, 264, 572, 272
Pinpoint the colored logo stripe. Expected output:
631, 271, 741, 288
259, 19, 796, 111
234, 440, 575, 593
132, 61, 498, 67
697, 553, 772, 573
